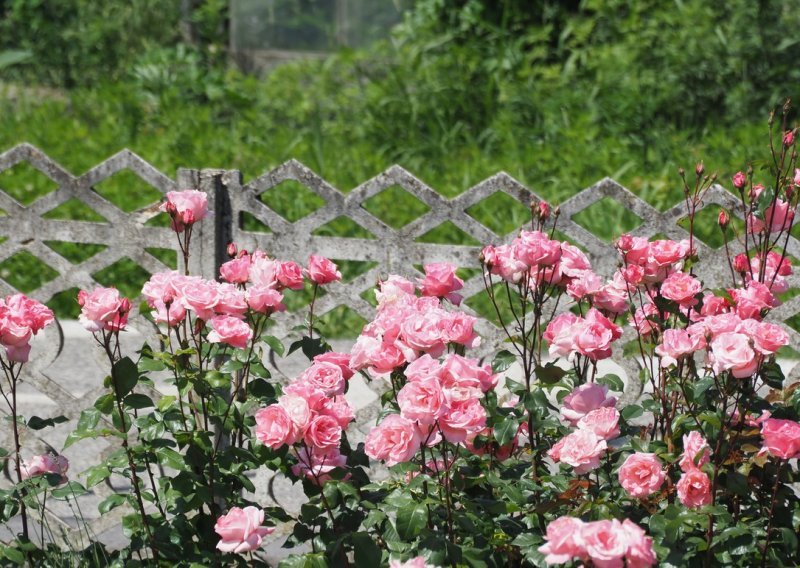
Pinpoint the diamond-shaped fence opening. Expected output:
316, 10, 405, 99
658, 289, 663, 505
46, 286, 81, 319
42, 199, 108, 223
466, 191, 530, 237
415, 221, 481, 246
361, 185, 431, 229
316, 305, 368, 338
44, 241, 107, 265
551, 229, 588, 251
145, 248, 177, 270
91, 257, 151, 300
360, 287, 378, 307
311, 216, 375, 239
464, 281, 522, 328
572, 197, 643, 243
334, 259, 378, 283
239, 211, 271, 233
0, 161, 60, 206
258, 180, 326, 223
0, 251, 59, 293
144, 212, 172, 228
92, 169, 164, 212
677, 205, 745, 249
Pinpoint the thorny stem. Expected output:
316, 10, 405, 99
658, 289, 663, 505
761, 459, 785, 568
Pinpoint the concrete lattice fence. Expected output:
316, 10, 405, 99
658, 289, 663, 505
1, 143, 799, 547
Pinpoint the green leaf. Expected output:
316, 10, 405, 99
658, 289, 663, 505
621, 405, 643, 421
77, 408, 101, 432
396, 503, 428, 540
98, 493, 126, 514
0, 50, 32, 70
492, 350, 516, 373
535, 362, 566, 384
493, 416, 519, 446
138, 356, 166, 372
113, 357, 139, 397
84, 465, 111, 488
761, 361, 785, 389
597, 373, 624, 392
352, 532, 382, 568
94, 393, 115, 414
1, 546, 24, 564
263, 335, 285, 357
219, 360, 243, 373
26, 415, 68, 430
157, 395, 177, 412
124, 394, 154, 409
156, 447, 186, 470
50, 481, 87, 499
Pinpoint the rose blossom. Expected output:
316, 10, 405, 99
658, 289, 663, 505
418, 262, 464, 305
760, 418, 800, 459
298, 361, 346, 396
551, 429, 607, 474
207, 315, 253, 349
365, 414, 422, 466
161, 189, 209, 232
397, 377, 447, 425
654, 328, 705, 367
679, 431, 710, 472
538, 516, 587, 564
389, 557, 437, 568
77, 287, 131, 332
219, 254, 251, 284
438, 398, 486, 443
214, 506, 274, 554
560, 383, 617, 425
676, 469, 712, 508
512, 230, 562, 266
709, 332, 757, 378
254, 405, 298, 448
303, 414, 343, 451
276, 261, 305, 290
660, 271, 702, 307
482, 244, 528, 283
621, 519, 657, 567
306, 255, 341, 285
246, 286, 285, 314
581, 519, 628, 567
752, 321, 790, 355
577, 407, 620, 440
618, 453, 665, 498
20, 454, 69, 484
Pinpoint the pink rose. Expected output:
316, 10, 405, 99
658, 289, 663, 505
660, 272, 702, 307
752, 321, 789, 355
389, 557, 437, 568
219, 254, 251, 284
303, 414, 343, 450
439, 398, 486, 443
214, 506, 274, 554
618, 453, 665, 498
649, 239, 691, 267
179, 278, 220, 320
313, 351, 355, 380
276, 260, 305, 290
482, 244, 528, 283
676, 469, 712, 508
545, 313, 580, 358
561, 383, 617, 425
375, 275, 416, 306
306, 255, 341, 285
730, 281, 777, 320
559, 243, 592, 279
512, 230, 562, 266
298, 361, 346, 396
248, 252, 279, 289
279, 394, 312, 431
418, 262, 464, 305
538, 516, 587, 564
4, 294, 54, 333
760, 418, 800, 459
20, 454, 69, 484
161, 189, 209, 232
318, 396, 355, 429
582, 519, 627, 567
710, 332, 757, 378
620, 519, 657, 567
552, 429, 607, 474
77, 287, 131, 332
747, 199, 794, 234
577, 407, 620, 440
215, 283, 248, 317
679, 431, 710, 472
207, 315, 253, 349
439, 312, 481, 349
255, 405, 298, 448
365, 414, 422, 466
397, 377, 447, 426
567, 270, 603, 300
654, 328, 705, 367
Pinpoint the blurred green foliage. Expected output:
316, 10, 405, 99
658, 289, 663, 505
1, 0, 799, 332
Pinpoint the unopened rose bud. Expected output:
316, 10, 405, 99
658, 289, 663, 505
784, 130, 795, 146
227, 242, 238, 258
164, 202, 178, 216
695, 162, 705, 176
732, 253, 749, 273
718, 210, 729, 228
678, 167, 685, 177
615, 233, 634, 253
553, 206, 561, 218
538, 201, 550, 220
237, 249, 249, 259
732, 171, 746, 189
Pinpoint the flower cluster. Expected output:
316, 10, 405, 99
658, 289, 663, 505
78, 287, 131, 332
255, 352, 355, 484
538, 516, 656, 567
160, 189, 210, 233
545, 309, 623, 361
0, 294, 54, 362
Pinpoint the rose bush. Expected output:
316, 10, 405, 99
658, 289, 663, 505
0, 105, 799, 566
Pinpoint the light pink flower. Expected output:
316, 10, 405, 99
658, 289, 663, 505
77, 287, 131, 332
620, 519, 657, 567
438, 398, 486, 443
747, 199, 794, 234
618, 453, 665, 498
298, 361, 346, 397
577, 407, 620, 440
207, 315, 253, 349
418, 262, 463, 305
214, 506, 273, 554
21, 454, 69, 484
676, 469, 712, 508
389, 556, 437, 568
306, 255, 341, 285
654, 328, 705, 367
179, 278, 220, 320
246, 286, 285, 314
254, 405, 298, 448
581, 519, 627, 567
752, 321, 790, 355
365, 414, 422, 466
161, 189, 209, 232
709, 332, 757, 378
538, 516, 587, 564
660, 272, 702, 307
553, 429, 607, 474
397, 377, 447, 425
513, 230, 562, 266
482, 244, 528, 283
679, 431, 710, 472
313, 351, 355, 380
760, 418, 800, 459
560, 383, 617, 425
303, 414, 343, 451
219, 254, 251, 284
276, 261, 305, 290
